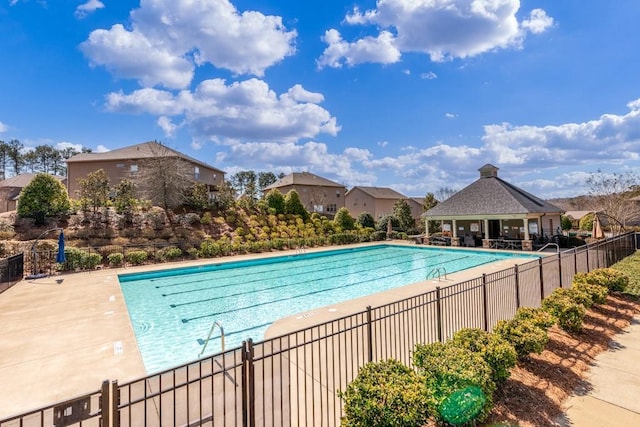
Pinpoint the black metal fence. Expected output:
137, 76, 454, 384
0, 253, 24, 294
1, 232, 636, 427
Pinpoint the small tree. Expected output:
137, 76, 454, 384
284, 190, 309, 220
18, 173, 70, 225
76, 169, 110, 214
579, 213, 594, 231
561, 215, 572, 231
393, 199, 414, 232
334, 207, 355, 231
264, 189, 285, 215
357, 212, 375, 228
113, 179, 137, 223
186, 182, 211, 210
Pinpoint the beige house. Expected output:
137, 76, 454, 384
264, 172, 346, 215
345, 186, 412, 220
66, 141, 225, 199
0, 173, 65, 214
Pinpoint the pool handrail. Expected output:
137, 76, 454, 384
198, 320, 225, 358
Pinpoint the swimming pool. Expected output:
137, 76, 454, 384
119, 244, 538, 373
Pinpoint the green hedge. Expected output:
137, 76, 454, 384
338, 359, 429, 427
542, 288, 586, 332
493, 307, 551, 360
452, 328, 517, 385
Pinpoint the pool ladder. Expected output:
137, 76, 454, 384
199, 320, 225, 358
427, 267, 448, 281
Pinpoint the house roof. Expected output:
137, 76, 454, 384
347, 186, 407, 199
65, 141, 225, 174
0, 173, 65, 189
265, 172, 345, 190
564, 210, 593, 220
425, 165, 564, 217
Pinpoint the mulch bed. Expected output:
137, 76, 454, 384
485, 294, 640, 426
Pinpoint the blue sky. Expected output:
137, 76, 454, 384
1, 0, 640, 199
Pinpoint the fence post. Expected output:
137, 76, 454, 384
585, 246, 590, 272
436, 287, 443, 342
101, 380, 110, 427
482, 274, 489, 331
514, 264, 520, 309
366, 306, 373, 363
242, 339, 255, 427
539, 257, 545, 302
574, 248, 578, 274
558, 253, 563, 289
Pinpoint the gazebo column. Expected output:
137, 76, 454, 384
482, 218, 490, 248
522, 218, 533, 251
451, 219, 461, 246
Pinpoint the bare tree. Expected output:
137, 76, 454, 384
135, 145, 194, 216
436, 186, 457, 202
586, 170, 640, 232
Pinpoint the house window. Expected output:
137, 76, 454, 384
336, 191, 341, 198
194, 166, 200, 180
130, 164, 138, 173
116, 163, 125, 168
313, 205, 324, 213
327, 204, 337, 213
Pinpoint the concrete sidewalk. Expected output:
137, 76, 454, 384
562, 317, 640, 426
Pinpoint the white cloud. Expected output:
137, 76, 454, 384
320, 0, 552, 66
628, 98, 640, 111
95, 145, 110, 153
157, 116, 180, 137
420, 71, 437, 80
521, 9, 554, 34
318, 29, 401, 68
55, 141, 84, 152
445, 113, 457, 119
105, 78, 340, 142
81, 0, 297, 88
216, 140, 376, 186
377, 140, 389, 147
0, 120, 7, 133
75, 0, 105, 19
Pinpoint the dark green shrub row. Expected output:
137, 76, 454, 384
340, 330, 516, 426
60, 247, 102, 271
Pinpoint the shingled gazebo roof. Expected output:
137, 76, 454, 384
425, 164, 563, 217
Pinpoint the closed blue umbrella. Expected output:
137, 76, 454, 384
56, 231, 66, 264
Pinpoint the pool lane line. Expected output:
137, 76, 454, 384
169, 253, 470, 308
180, 254, 472, 323
151, 247, 414, 289
160, 250, 448, 297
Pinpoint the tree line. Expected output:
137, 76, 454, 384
0, 139, 91, 180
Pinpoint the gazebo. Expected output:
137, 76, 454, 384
424, 164, 564, 251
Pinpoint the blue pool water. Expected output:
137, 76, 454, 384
119, 244, 537, 373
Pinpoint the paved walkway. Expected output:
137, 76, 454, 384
563, 316, 640, 426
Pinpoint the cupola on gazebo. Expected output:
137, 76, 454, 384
423, 164, 565, 251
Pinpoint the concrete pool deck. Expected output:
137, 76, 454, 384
0, 242, 541, 420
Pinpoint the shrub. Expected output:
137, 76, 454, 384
186, 247, 199, 259
156, 246, 182, 262
452, 328, 517, 385
493, 313, 550, 360
201, 211, 213, 225
413, 342, 495, 424
107, 252, 124, 267
573, 280, 609, 304
61, 247, 102, 271
338, 359, 429, 427
512, 307, 556, 330
542, 288, 587, 332
369, 230, 387, 241
126, 250, 148, 265
581, 268, 629, 293
329, 233, 360, 245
